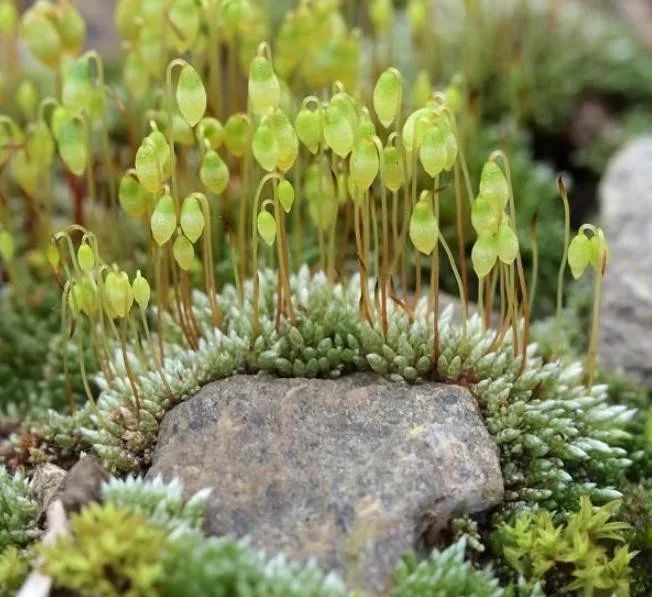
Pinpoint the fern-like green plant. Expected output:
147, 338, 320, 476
0, 546, 31, 596
495, 496, 637, 595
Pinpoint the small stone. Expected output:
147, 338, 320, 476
60, 454, 108, 514
599, 137, 652, 387
31, 464, 66, 521
147, 373, 503, 594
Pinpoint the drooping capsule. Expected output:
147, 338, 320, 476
200, 150, 229, 194
150, 193, 177, 246
479, 160, 509, 214
268, 109, 298, 172
196, 117, 224, 150
57, 0, 86, 55
419, 125, 447, 178
176, 63, 206, 127
471, 235, 498, 279
56, 117, 87, 176
180, 194, 205, 243
132, 271, 151, 310
173, 234, 195, 270
496, 221, 519, 264
381, 144, 404, 192
295, 105, 322, 155
323, 102, 354, 158
224, 113, 250, 157
21, 5, 61, 68
252, 122, 279, 172
77, 243, 95, 273
248, 54, 280, 116
409, 192, 438, 255
278, 179, 295, 213
350, 136, 379, 191
104, 270, 134, 319
168, 0, 200, 52
373, 68, 403, 129
257, 210, 277, 246
62, 55, 93, 113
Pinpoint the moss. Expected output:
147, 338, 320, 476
0, 466, 38, 553
0, 546, 31, 596
493, 496, 637, 595
392, 537, 504, 596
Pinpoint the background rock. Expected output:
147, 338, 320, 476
599, 137, 652, 387
147, 373, 503, 594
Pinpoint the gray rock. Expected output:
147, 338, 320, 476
599, 137, 652, 386
147, 373, 503, 594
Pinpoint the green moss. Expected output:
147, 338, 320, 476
392, 537, 504, 596
0, 546, 31, 597
40, 502, 168, 596
0, 466, 38, 553
493, 496, 637, 595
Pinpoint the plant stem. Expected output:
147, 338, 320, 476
586, 262, 604, 388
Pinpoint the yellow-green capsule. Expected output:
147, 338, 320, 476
115, 0, 140, 41
589, 229, 608, 271
62, 56, 93, 113
168, 0, 200, 52
253, 122, 278, 172
402, 107, 430, 153
373, 68, 402, 129
104, 270, 134, 319
443, 125, 458, 171
176, 63, 206, 127
138, 26, 165, 78
323, 102, 354, 158
56, 117, 87, 176
77, 242, 95, 273
568, 233, 590, 279
200, 150, 229, 194
471, 196, 501, 236
382, 145, 404, 192
248, 54, 280, 116
407, 0, 427, 38
419, 126, 446, 178
132, 271, 151, 310
369, 0, 393, 33
69, 279, 97, 318
21, 5, 61, 68
278, 179, 295, 213
150, 193, 177, 246
119, 172, 149, 219
409, 192, 438, 255
135, 132, 169, 193
57, 0, 86, 55
196, 117, 224, 150
27, 121, 54, 167
0, 1, 18, 35
15, 80, 38, 120
479, 161, 509, 214
180, 194, 205, 243
268, 108, 298, 173
124, 53, 150, 100
224, 113, 250, 157
0, 229, 14, 263
295, 106, 322, 155
173, 234, 195, 270
350, 136, 379, 190
496, 222, 519, 264
471, 234, 498, 279
257, 210, 276, 246
412, 70, 431, 109
11, 150, 38, 197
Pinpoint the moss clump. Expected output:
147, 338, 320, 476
493, 496, 637, 595
392, 537, 504, 597
0, 546, 31, 596
40, 502, 168, 596
0, 466, 38, 552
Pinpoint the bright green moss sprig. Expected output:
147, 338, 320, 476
494, 496, 637, 595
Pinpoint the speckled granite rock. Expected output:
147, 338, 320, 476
147, 373, 503, 594
599, 137, 652, 386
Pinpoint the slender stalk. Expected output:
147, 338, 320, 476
586, 259, 605, 388
556, 176, 571, 346
528, 213, 539, 313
